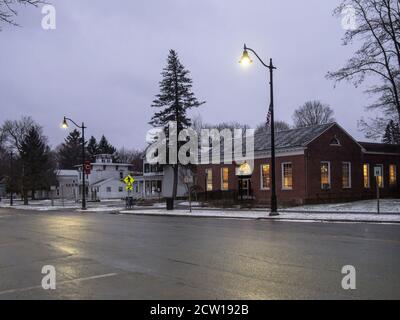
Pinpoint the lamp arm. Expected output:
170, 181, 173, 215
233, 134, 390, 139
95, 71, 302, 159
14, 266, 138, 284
64, 117, 85, 129
245, 46, 276, 70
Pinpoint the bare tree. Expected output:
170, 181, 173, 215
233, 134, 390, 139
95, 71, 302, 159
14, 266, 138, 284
1, 116, 42, 152
117, 147, 144, 172
327, 0, 400, 138
292, 101, 335, 128
255, 120, 290, 135
0, 0, 43, 30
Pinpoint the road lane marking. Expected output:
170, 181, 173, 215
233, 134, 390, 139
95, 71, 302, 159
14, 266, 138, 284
0, 272, 118, 296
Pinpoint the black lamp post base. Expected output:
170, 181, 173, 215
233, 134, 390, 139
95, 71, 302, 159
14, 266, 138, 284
269, 212, 279, 216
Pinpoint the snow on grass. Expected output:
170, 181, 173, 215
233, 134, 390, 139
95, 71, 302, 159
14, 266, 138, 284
285, 199, 400, 213
119, 208, 400, 223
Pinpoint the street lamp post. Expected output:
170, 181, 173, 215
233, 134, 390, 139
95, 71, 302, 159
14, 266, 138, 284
61, 116, 87, 210
239, 44, 278, 216
9, 151, 13, 206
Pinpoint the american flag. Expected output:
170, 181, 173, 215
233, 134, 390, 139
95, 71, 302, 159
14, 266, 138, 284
265, 104, 272, 127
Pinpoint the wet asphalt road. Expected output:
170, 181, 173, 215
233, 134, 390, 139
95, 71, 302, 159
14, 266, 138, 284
0, 207, 399, 299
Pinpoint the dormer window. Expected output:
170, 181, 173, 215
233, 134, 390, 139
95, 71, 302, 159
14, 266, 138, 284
330, 136, 341, 146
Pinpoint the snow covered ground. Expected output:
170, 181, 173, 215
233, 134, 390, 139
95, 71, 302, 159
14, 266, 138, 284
119, 208, 400, 223
284, 199, 400, 213
1, 198, 399, 223
0, 199, 80, 211
0, 199, 125, 212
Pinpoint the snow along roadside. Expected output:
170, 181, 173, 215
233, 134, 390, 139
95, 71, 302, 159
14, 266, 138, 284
118, 208, 400, 223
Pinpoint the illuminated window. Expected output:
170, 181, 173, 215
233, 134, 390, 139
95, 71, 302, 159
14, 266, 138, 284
261, 164, 270, 190
205, 169, 213, 191
282, 163, 293, 190
321, 162, 331, 189
375, 164, 384, 188
342, 162, 351, 188
221, 168, 229, 190
389, 164, 397, 187
363, 164, 370, 188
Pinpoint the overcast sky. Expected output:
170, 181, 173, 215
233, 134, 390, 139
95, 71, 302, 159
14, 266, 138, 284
0, 0, 376, 149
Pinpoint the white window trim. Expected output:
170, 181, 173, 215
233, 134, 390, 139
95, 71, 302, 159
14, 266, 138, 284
260, 164, 270, 190
281, 162, 293, 190
389, 164, 397, 186
321, 161, 331, 190
376, 164, 384, 188
342, 162, 352, 189
221, 167, 229, 191
363, 163, 370, 188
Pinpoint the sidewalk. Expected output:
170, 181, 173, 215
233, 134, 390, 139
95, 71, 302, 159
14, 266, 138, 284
119, 207, 400, 224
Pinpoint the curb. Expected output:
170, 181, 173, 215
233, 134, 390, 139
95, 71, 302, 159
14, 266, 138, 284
117, 210, 400, 224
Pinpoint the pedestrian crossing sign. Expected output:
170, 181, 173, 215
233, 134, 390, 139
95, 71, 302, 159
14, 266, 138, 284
123, 175, 135, 185
125, 184, 133, 191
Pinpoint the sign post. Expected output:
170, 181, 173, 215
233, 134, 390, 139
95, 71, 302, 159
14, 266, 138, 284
50, 186, 56, 207
374, 166, 381, 214
184, 175, 194, 213
123, 175, 135, 209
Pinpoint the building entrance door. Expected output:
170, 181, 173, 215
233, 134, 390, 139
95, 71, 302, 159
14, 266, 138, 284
238, 178, 252, 200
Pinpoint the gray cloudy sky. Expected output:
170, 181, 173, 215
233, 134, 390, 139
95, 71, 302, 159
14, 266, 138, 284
0, 0, 375, 149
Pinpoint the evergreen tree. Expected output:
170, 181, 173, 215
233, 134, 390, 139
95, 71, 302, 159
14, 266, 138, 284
149, 49, 204, 202
57, 129, 83, 169
20, 127, 56, 204
382, 120, 400, 144
97, 135, 117, 155
87, 136, 99, 162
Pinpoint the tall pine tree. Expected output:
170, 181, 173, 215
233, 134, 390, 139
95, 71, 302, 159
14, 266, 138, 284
382, 120, 400, 144
20, 127, 56, 204
57, 129, 83, 169
150, 49, 204, 202
87, 136, 99, 162
97, 135, 117, 155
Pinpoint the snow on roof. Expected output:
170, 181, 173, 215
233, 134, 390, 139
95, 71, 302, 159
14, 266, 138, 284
56, 169, 79, 176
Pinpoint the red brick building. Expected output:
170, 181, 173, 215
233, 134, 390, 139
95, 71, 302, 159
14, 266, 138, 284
196, 123, 400, 205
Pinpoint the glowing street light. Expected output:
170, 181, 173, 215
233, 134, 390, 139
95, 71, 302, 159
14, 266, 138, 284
61, 116, 69, 129
60, 116, 87, 210
239, 46, 253, 66
238, 43, 278, 216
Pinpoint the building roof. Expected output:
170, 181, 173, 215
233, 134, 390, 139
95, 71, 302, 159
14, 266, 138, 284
358, 142, 400, 154
56, 169, 79, 176
254, 123, 335, 151
90, 177, 123, 187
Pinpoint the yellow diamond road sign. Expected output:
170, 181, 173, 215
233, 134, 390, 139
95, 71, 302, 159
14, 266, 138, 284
126, 184, 133, 191
123, 175, 135, 185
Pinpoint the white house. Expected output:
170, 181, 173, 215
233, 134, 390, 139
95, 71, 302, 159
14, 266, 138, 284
55, 169, 79, 200
76, 154, 137, 200
130, 156, 192, 200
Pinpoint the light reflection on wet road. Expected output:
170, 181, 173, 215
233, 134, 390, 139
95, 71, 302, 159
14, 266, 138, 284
0, 208, 399, 299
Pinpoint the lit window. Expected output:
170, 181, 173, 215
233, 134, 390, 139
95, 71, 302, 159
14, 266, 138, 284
206, 169, 213, 191
375, 165, 384, 188
261, 164, 270, 189
282, 163, 293, 190
342, 162, 351, 188
363, 164, 370, 188
389, 164, 397, 187
321, 162, 331, 189
221, 168, 229, 190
